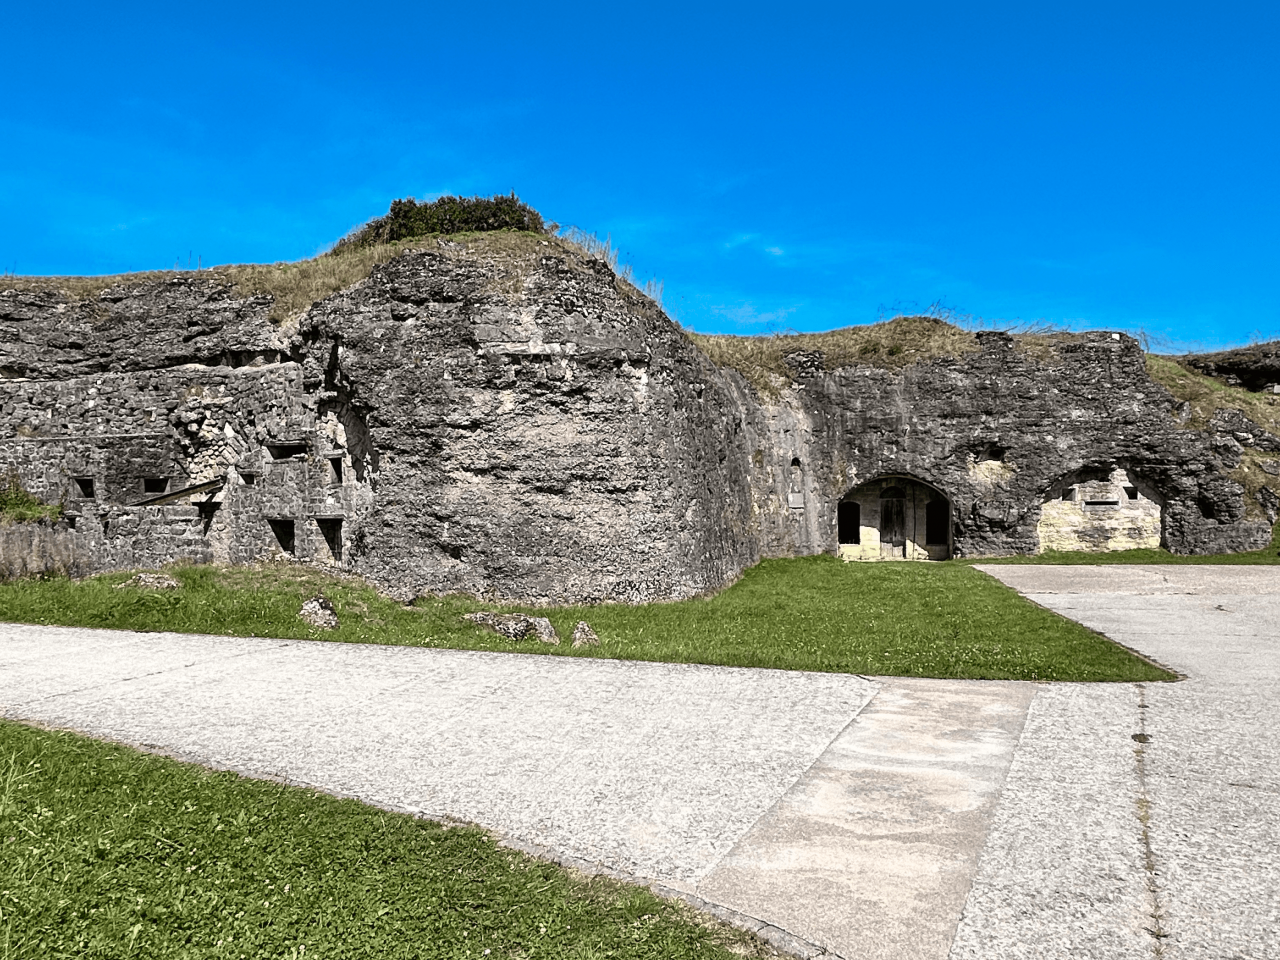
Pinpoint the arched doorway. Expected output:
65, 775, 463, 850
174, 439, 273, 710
837, 475, 951, 560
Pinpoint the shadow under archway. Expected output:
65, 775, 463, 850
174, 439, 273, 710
837, 474, 952, 561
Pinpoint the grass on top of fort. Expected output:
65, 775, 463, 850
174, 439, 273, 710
0, 554, 1175, 682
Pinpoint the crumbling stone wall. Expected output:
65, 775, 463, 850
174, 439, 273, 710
731, 330, 1273, 558
300, 242, 757, 601
1, 237, 1273, 597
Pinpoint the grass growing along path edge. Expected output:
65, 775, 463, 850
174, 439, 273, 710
0, 722, 776, 960
0, 556, 1172, 682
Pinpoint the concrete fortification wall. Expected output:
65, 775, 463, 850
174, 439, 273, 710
1, 232, 1275, 600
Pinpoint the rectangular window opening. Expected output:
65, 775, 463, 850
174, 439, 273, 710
73, 477, 95, 498
1061, 489, 1076, 501
143, 477, 169, 494
837, 501, 861, 545
1124, 486, 1139, 500
268, 518, 296, 555
241, 472, 258, 486
328, 457, 344, 484
317, 518, 343, 562
267, 442, 308, 460
1084, 500, 1121, 508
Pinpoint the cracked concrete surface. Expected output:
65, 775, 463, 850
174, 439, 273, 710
2, 563, 1278, 958
971, 565, 1280, 960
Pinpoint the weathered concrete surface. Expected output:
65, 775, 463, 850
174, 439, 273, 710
4, 237, 1274, 597
0, 626, 874, 887
698, 678, 1035, 960
5, 564, 1280, 958
972, 565, 1280, 960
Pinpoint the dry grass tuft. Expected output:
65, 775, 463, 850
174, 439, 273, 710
1, 270, 185, 303
1145, 355, 1280, 436
1145, 355, 1280, 519
2, 230, 655, 328
688, 316, 979, 395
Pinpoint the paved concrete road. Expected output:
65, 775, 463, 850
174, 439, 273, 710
2, 565, 1277, 959
0, 623, 1033, 960
969, 565, 1280, 960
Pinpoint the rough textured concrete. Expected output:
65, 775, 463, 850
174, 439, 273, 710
4, 235, 1275, 596
0, 625, 875, 886
698, 678, 1035, 960
972, 565, 1280, 960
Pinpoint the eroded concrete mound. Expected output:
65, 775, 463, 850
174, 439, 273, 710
1, 232, 1274, 601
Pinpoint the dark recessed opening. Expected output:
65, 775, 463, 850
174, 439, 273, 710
1084, 500, 1121, 508
926, 500, 950, 545
1124, 486, 1139, 500
328, 457, 344, 484
143, 477, 169, 494
268, 518, 295, 555
197, 502, 220, 535
837, 501, 861, 544
317, 518, 343, 562
1061, 489, 1076, 501
73, 477, 95, 498
241, 472, 258, 486
267, 442, 308, 460
977, 444, 1006, 463
445, 544, 464, 561
790, 457, 802, 468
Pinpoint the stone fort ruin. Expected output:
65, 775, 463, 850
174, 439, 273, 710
2, 208, 1277, 600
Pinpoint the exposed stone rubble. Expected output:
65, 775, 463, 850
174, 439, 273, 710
571, 621, 600, 647
1184, 341, 1280, 392
464, 612, 559, 644
1, 234, 1274, 599
299, 595, 339, 630
115, 571, 182, 590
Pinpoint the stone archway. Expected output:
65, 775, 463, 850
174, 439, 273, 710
837, 475, 951, 561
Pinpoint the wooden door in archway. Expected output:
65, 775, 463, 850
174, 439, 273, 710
880, 487, 906, 558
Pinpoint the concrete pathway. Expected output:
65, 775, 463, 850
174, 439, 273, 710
966, 565, 1280, 960
2, 564, 1277, 959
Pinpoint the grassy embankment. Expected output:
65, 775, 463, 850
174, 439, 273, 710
0, 556, 1171, 682
0, 722, 772, 960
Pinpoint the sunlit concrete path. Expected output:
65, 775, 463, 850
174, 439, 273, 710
2, 563, 1278, 959
966, 565, 1280, 960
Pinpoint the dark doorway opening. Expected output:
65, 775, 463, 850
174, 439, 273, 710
925, 500, 949, 545
838, 502, 861, 544
317, 518, 343, 562
268, 518, 295, 555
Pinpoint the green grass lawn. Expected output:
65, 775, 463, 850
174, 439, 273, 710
0, 722, 770, 960
0, 556, 1171, 682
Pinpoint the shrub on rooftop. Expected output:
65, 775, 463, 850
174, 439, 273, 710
336, 193, 546, 250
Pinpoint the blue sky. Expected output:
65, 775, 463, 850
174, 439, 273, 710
2, 2, 1277, 351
